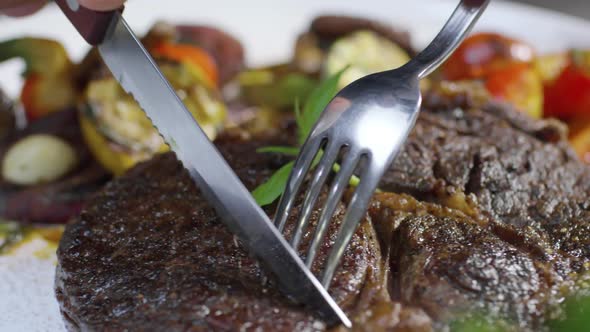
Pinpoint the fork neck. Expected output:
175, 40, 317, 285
405, 0, 489, 80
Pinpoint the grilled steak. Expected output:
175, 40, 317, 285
56, 136, 402, 331
369, 192, 569, 330
383, 83, 590, 271
56, 83, 590, 331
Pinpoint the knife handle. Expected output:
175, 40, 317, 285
54, 0, 121, 45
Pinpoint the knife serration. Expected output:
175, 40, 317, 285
97, 12, 350, 327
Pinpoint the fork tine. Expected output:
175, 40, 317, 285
290, 142, 342, 251
274, 137, 325, 232
321, 163, 381, 288
304, 150, 359, 270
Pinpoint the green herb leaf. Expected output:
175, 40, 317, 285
445, 294, 590, 332
251, 68, 348, 206
298, 67, 348, 145
549, 296, 590, 331
256, 146, 300, 156
252, 161, 294, 206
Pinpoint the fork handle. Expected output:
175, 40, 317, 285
54, 0, 121, 45
409, 0, 489, 79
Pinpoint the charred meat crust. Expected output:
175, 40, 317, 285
369, 192, 568, 330
383, 85, 590, 270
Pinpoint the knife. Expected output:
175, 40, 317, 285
54, 0, 350, 327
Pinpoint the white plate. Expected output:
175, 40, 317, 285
1, 1, 589, 331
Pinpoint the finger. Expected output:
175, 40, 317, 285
0, 0, 37, 10
2, 0, 45, 16
77, 0, 125, 11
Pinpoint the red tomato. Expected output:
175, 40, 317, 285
544, 62, 590, 120
485, 63, 543, 118
21, 74, 77, 121
442, 32, 535, 81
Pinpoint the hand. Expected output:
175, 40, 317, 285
1, 0, 125, 17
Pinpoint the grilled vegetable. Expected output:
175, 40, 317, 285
2, 134, 78, 186
570, 123, 590, 164
534, 53, 570, 83
309, 15, 413, 52
81, 56, 227, 175
152, 42, 219, 87
324, 30, 410, 88
441, 33, 543, 118
293, 32, 324, 74
567, 113, 590, 164
145, 23, 245, 85
294, 15, 414, 76
0, 221, 64, 256
484, 62, 543, 118
0, 38, 77, 121
544, 51, 590, 120
442, 32, 535, 80
0, 89, 17, 140
0, 221, 23, 254
238, 64, 317, 109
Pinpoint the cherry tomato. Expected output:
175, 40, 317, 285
544, 61, 590, 120
21, 73, 77, 121
485, 62, 543, 118
442, 32, 535, 81
0, 38, 77, 121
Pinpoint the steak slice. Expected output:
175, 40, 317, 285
381, 82, 590, 270
369, 192, 568, 330
382, 82, 589, 212
55, 135, 387, 331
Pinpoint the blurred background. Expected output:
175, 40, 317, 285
515, 0, 589, 19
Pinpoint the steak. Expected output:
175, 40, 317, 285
56, 83, 590, 331
382, 83, 590, 270
56, 136, 427, 331
369, 192, 569, 330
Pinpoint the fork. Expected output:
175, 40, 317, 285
274, 0, 489, 289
